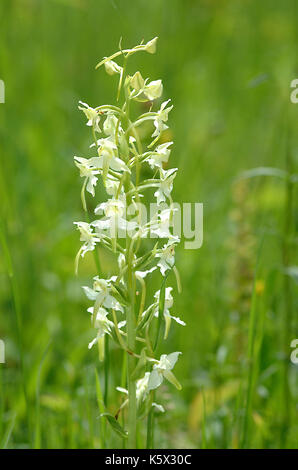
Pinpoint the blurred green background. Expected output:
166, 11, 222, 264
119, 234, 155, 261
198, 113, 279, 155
0, 0, 297, 449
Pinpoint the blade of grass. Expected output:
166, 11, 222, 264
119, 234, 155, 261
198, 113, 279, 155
95, 368, 106, 448
104, 336, 110, 408
1, 412, 17, 449
201, 389, 207, 449
0, 218, 32, 445
240, 237, 264, 448
34, 341, 52, 449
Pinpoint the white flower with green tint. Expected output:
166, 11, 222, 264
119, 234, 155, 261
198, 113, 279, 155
88, 307, 113, 356
150, 207, 177, 239
83, 276, 124, 313
103, 113, 122, 137
129, 72, 162, 102
104, 176, 123, 197
78, 101, 101, 133
148, 352, 182, 391
154, 168, 177, 205
147, 141, 173, 169
117, 373, 164, 412
156, 238, 179, 275
74, 156, 99, 196
144, 79, 163, 101
117, 372, 151, 404
88, 306, 125, 361
93, 197, 137, 237
92, 137, 129, 177
73, 221, 100, 256
154, 287, 186, 338
152, 99, 173, 137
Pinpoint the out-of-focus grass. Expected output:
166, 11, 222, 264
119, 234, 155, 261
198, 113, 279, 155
0, 0, 297, 448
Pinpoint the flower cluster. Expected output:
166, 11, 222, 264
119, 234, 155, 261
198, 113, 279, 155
73, 37, 184, 444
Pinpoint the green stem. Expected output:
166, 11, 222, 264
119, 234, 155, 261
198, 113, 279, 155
125, 168, 137, 447
104, 336, 109, 407
126, 239, 137, 448
121, 351, 127, 449
241, 237, 264, 448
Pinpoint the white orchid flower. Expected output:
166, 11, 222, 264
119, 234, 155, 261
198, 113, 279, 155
74, 156, 99, 196
155, 238, 179, 276
89, 137, 129, 178
152, 100, 173, 138
154, 287, 186, 339
116, 373, 149, 403
144, 79, 163, 101
104, 175, 123, 197
154, 168, 177, 205
78, 101, 101, 133
83, 276, 124, 313
148, 352, 182, 391
150, 207, 177, 239
87, 306, 125, 361
73, 222, 101, 257
117, 372, 164, 412
103, 113, 123, 137
147, 142, 173, 169
130, 73, 162, 102
87, 307, 114, 360
93, 198, 137, 238
96, 138, 128, 176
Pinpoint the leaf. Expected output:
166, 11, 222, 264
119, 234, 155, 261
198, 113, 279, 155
95, 369, 107, 447
100, 413, 128, 439
112, 283, 129, 304
136, 303, 155, 331
1, 412, 16, 449
134, 244, 158, 270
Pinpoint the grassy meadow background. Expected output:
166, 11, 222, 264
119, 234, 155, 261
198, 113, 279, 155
0, 0, 297, 448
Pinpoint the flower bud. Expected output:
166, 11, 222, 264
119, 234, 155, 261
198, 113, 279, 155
104, 59, 122, 75
144, 37, 158, 54
130, 71, 145, 91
